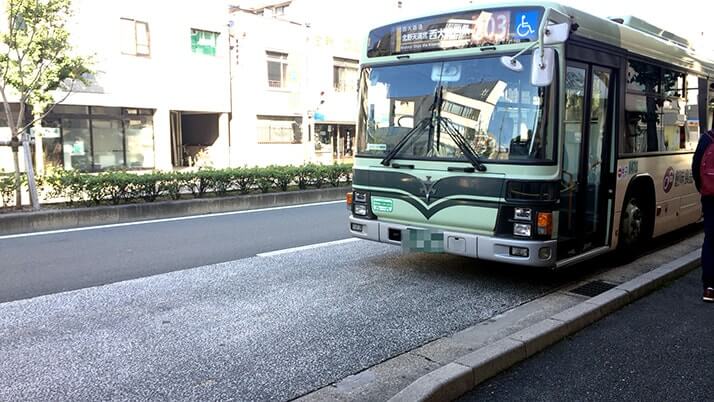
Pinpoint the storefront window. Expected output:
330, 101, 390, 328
125, 118, 154, 168
39, 120, 63, 170
62, 118, 92, 171
45, 106, 155, 172
92, 119, 125, 170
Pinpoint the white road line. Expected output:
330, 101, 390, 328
257, 238, 360, 257
0, 200, 346, 241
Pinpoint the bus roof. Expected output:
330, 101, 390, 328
367, 1, 714, 77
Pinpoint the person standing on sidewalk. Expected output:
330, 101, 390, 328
692, 129, 714, 302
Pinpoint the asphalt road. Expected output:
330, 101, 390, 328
0, 203, 702, 401
460, 270, 714, 402
0, 239, 560, 401
0, 201, 350, 303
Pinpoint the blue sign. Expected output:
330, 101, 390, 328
512, 11, 539, 41
313, 111, 325, 122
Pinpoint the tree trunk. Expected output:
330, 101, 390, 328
22, 132, 40, 210
12, 141, 21, 209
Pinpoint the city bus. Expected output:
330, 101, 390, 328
347, 2, 714, 268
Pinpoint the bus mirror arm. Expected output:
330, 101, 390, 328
501, 8, 569, 81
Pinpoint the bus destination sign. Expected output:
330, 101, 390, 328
367, 7, 543, 58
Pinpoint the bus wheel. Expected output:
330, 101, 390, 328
620, 196, 645, 247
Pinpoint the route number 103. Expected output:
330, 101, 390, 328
472, 11, 511, 44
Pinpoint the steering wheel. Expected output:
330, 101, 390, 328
397, 115, 413, 128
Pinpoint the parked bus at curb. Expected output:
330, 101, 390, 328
347, 1, 714, 268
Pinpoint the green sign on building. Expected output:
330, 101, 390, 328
191, 29, 218, 56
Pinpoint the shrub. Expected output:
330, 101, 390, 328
255, 167, 276, 193
326, 164, 344, 187
233, 167, 256, 195
184, 169, 214, 199
159, 172, 184, 200
210, 169, 234, 196
131, 172, 165, 202
29, 162, 353, 208
0, 171, 16, 207
100, 172, 135, 205
295, 164, 313, 190
310, 164, 329, 189
271, 165, 295, 192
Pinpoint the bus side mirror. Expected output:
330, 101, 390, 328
531, 47, 555, 87
543, 22, 570, 45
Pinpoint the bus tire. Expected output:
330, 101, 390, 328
618, 184, 654, 249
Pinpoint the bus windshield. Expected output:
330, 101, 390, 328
356, 55, 554, 163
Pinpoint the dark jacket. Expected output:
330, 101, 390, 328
692, 130, 714, 193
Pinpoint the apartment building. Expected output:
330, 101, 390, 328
0, 0, 232, 174
228, 0, 365, 166
0, 0, 427, 173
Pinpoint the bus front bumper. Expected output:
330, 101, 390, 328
349, 216, 557, 268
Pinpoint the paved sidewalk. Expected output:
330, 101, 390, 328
460, 269, 714, 401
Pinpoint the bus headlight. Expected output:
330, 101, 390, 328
354, 191, 368, 203
354, 204, 368, 216
514, 208, 532, 221
513, 223, 532, 237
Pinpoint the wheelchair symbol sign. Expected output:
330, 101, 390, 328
513, 11, 539, 40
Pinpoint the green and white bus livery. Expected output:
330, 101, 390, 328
347, 2, 714, 268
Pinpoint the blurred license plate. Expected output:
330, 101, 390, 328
402, 228, 444, 253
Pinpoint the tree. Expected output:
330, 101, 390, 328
0, 0, 91, 210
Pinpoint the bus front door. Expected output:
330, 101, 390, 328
558, 63, 615, 259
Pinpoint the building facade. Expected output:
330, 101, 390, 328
0, 0, 423, 174
228, 0, 363, 166
1, 0, 232, 174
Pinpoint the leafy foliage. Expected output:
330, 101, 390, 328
0, 0, 92, 208
0, 164, 353, 209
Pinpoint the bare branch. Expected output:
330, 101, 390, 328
15, 99, 26, 133
18, 78, 77, 133
0, 1, 18, 87
0, 85, 18, 138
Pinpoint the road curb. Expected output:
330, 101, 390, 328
0, 186, 349, 236
389, 249, 702, 402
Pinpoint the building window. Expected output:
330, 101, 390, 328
274, 5, 288, 15
120, 18, 150, 56
257, 116, 302, 144
45, 106, 154, 172
191, 29, 218, 56
333, 58, 358, 93
125, 116, 155, 169
267, 52, 288, 88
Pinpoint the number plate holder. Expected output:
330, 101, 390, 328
402, 228, 444, 253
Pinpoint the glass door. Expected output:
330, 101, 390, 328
559, 63, 614, 258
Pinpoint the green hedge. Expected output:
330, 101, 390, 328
0, 172, 16, 207
28, 163, 353, 207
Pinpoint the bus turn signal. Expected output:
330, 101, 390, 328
537, 212, 553, 236
346, 192, 353, 207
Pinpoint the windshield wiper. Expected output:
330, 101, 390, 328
380, 118, 430, 166
439, 117, 487, 172
381, 84, 486, 172
430, 86, 486, 172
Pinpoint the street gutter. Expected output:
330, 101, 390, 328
388, 249, 701, 402
297, 232, 703, 402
